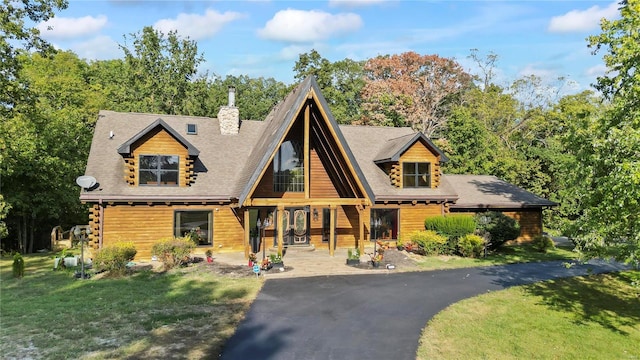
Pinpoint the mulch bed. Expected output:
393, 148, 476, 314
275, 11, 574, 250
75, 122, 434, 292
350, 248, 420, 270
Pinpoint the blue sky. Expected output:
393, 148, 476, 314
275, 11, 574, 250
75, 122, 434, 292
37, 0, 620, 93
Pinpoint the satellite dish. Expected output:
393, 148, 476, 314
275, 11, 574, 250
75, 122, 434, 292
76, 175, 97, 189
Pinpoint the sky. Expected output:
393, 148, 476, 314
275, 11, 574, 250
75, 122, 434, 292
37, 0, 621, 93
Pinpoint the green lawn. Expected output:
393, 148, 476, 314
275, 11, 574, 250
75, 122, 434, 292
418, 270, 640, 359
0, 254, 263, 359
415, 244, 579, 270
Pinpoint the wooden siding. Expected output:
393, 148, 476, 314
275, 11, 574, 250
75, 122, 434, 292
400, 204, 445, 236
449, 209, 544, 242
101, 204, 244, 259
309, 148, 340, 198
130, 128, 190, 187
399, 142, 441, 188
503, 210, 543, 242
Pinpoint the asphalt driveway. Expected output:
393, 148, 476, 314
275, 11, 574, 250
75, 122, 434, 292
221, 260, 628, 360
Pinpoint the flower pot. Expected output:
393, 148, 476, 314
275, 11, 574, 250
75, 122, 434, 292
207, 256, 213, 263
271, 262, 284, 270
346, 259, 360, 266
371, 261, 380, 268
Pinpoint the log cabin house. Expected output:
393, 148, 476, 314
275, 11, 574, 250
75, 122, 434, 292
80, 76, 556, 259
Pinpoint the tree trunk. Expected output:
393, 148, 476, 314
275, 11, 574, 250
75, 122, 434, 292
28, 215, 34, 253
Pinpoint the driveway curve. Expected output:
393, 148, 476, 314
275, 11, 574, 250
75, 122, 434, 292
221, 260, 627, 360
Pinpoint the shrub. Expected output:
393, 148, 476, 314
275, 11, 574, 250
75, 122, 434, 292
151, 237, 195, 270
409, 230, 448, 256
457, 234, 485, 258
531, 235, 555, 253
12, 253, 24, 278
94, 242, 137, 276
475, 211, 521, 250
424, 215, 476, 239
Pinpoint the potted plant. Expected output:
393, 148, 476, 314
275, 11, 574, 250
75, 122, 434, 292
369, 247, 384, 268
261, 257, 272, 270
248, 253, 257, 267
346, 248, 360, 266
269, 252, 284, 270
205, 249, 213, 263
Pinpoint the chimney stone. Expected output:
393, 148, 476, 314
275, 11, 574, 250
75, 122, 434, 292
218, 86, 239, 135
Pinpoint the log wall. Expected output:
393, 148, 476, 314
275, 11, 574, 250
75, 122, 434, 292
101, 204, 244, 259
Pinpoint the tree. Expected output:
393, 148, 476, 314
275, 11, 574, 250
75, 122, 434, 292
360, 52, 473, 136
568, 0, 639, 266
1, 51, 98, 252
293, 50, 365, 124
119, 26, 204, 115
0, 0, 68, 117
209, 75, 290, 121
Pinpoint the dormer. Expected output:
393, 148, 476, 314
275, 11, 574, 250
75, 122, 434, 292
374, 132, 448, 189
117, 118, 200, 187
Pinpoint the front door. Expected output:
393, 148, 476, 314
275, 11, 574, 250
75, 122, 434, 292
282, 208, 309, 245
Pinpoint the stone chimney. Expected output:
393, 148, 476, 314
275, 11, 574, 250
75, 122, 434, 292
218, 86, 239, 135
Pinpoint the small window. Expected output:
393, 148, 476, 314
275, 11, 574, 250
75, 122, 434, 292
403, 162, 431, 188
186, 124, 197, 135
370, 209, 399, 241
139, 155, 179, 186
175, 210, 212, 246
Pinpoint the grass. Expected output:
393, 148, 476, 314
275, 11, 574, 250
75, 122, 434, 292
414, 244, 578, 270
417, 270, 640, 359
0, 253, 263, 359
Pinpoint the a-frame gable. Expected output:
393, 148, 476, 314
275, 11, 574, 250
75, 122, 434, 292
237, 76, 374, 206
117, 118, 200, 157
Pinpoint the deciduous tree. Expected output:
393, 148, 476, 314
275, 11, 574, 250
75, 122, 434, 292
569, 0, 640, 265
360, 52, 472, 135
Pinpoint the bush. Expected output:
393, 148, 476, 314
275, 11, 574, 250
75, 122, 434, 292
151, 237, 195, 270
409, 230, 448, 256
424, 215, 476, 239
94, 242, 137, 276
12, 253, 24, 278
531, 235, 555, 253
475, 211, 521, 250
457, 234, 485, 258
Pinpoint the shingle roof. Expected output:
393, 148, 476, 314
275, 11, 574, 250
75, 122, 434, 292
117, 118, 200, 157
445, 175, 557, 209
373, 132, 449, 164
81, 77, 555, 209
340, 125, 458, 202
81, 110, 265, 202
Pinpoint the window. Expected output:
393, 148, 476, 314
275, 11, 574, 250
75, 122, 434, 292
403, 162, 431, 188
370, 209, 399, 240
175, 211, 212, 246
139, 155, 179, 186
186, 124, 197, 135
274, 140, 304, 192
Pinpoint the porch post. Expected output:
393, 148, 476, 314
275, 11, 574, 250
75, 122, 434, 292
329, 205, 336, 256
358, 206, 365, 255
243, 208, 250, 259
277, 205, 284, 255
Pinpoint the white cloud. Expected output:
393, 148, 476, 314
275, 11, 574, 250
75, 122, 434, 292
586, 64, 607, 77
258, 9, 362, 43
548, 1, 619, 33
153, 9, 245, 40
329, 0, 388, 8
38, 15, 108, 40
72, 35, 121, 61
518, 64, 556, 80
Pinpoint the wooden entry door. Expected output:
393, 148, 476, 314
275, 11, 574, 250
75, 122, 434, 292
282, 208, 309, 245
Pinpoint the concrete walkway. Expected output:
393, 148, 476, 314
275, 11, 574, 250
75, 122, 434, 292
212, 246, 388, 278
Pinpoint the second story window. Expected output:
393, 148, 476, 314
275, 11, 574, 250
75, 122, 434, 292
274, 140, 304, 192
139, 155, 179, 186
403, 162, 431, 188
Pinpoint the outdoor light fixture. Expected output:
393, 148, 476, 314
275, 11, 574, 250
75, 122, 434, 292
257, 217, 271, 261
313, 208, 319, 221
